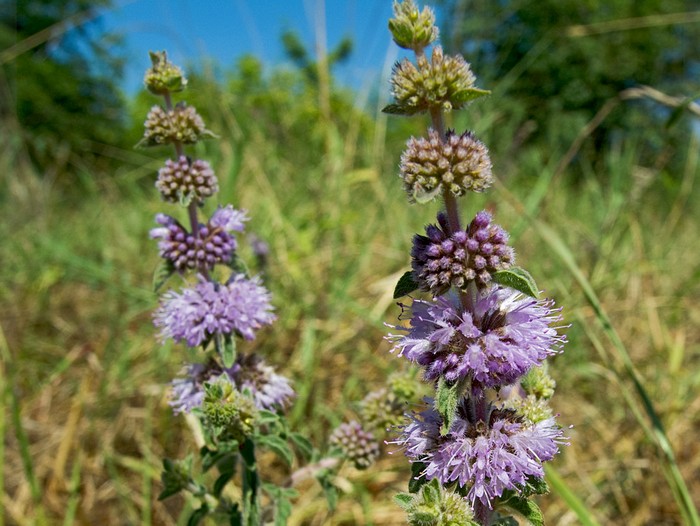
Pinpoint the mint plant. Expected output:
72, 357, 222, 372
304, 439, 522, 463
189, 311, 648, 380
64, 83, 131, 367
139, 51, 415, 525
384, 3, 569, 524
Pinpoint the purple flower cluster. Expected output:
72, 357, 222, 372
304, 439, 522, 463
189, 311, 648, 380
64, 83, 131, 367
150, 205, 247, 271
396, 400, 565, 508
388, 284, 564, 391
154, 274, 275, 346
170, 354, 294, 414
412, 210, 514, 295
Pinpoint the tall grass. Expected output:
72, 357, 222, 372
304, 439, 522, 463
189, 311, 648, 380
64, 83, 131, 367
2, 64, 699, 525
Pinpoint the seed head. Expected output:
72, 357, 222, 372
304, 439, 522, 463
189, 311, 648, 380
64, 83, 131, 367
329, 420, 380, 470
140, 103, 214, 147
390, 46, 481, 115
144, 50, 187, 95
156, 156, 218, 204
388, 0, 439, 53
400, 129, 492, 203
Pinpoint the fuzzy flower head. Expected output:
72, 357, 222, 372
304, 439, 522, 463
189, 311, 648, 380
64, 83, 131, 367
396, 400, 565, 508
154, 274, 275, 347
150, 206, 247, 272
400, 129, 492, 203
388, 284, 564, 391
329, 420, 381, 470
389, 46, 486, 115
412, 210, 514, 295
144, 50, 187, 95
388, 0, 439, 52
156, 156, 218, 204
170, 354, 294, 414
140, 103, 214, 147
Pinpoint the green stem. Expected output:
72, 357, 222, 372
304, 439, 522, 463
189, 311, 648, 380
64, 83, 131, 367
240, 439, 260, 526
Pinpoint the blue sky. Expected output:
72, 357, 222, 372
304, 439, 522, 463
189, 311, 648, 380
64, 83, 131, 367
102, 0, 417, 94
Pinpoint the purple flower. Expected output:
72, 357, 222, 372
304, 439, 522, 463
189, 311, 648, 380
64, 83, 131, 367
154, 274, 275, 347
395, 400, 565, 508
228, 353, 295, 410
411, 210, 515, 295
388, 284, 564, 390
169, 354, 294, 414
150, 206, 247, 272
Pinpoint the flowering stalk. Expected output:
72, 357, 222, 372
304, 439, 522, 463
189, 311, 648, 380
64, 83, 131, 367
384, 2, 569, 525
139, 51, 420, 525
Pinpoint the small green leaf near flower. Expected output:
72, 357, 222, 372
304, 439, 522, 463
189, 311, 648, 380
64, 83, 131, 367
493, 267, 539, 298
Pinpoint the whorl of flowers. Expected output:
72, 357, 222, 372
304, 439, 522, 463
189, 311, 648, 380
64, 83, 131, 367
388, 0, 439, 52
141, 103, 213, 146
411, 210, 514, 295
156, 156, 218, 203
170, 355, 294, 415
396, 479, 476, 526
150, 206, 246, 272
329, 420, 381, 470
390, 46, 478, 115
154, 275, 275, 347
396, 401, 566, 508
388, 284, 564, 391
400, 129, 493, 203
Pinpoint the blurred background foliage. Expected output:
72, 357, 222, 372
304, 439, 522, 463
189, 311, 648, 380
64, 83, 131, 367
1, 0, 700, 525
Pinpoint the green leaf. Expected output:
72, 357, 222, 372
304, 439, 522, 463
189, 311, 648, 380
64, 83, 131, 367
216, 333, 237, 368
261, 484, 299, 526
289, 432, 314, 461
153, 259, 176, 292
493, 267, 539, 298
435, 378, 460, 435
317, 473, 338, 512
394, 270, 419, 299
178, 191, 194, 207
498, 494, 545, 526
394, 492, 414, 510
257, 435, 294, 467
521, 475, 550, 497
201, 446, 234, 472
408, 461, 428, 493
453, 87, 491, 104
187, 505, 210, 526
381, 103, 423, 116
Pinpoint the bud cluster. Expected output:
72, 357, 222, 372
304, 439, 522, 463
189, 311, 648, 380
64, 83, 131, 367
390, 46, 478, 114
141, 103, 213, 147
388, 0, 439, 52
144, 50, 187, 95
328, 420, 380, 470
156, 156, 219, 203
400, 129, 492, 202
411, 210, 515, 295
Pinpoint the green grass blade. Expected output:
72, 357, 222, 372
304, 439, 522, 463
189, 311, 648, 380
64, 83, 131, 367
545, 466, 601, 526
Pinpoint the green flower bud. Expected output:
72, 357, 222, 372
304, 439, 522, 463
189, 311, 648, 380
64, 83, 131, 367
144, 51, 187, 95
388, 0, 439, 52
388, 372, 419, 401
521, 364, 557, 400
389, 46, 488, 116
139, 103, 215, 147
359, 388, 406, 433
395, 479, 477, 526
202, 380, 258, 443
504, 394, 554, 424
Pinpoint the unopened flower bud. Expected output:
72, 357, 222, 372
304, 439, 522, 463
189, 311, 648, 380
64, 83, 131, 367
400, 129, 492, 202
156, 156, 218, 204
202, 380, 258, 442
144, 51, 187, 95
388, 0, 438, 52
396, 479, 476, 526
329, 420, 380, 470
140, 103, 214, 147
504, 394, 554, 424
390, 46, 485, 115
521, 364, 557, 400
